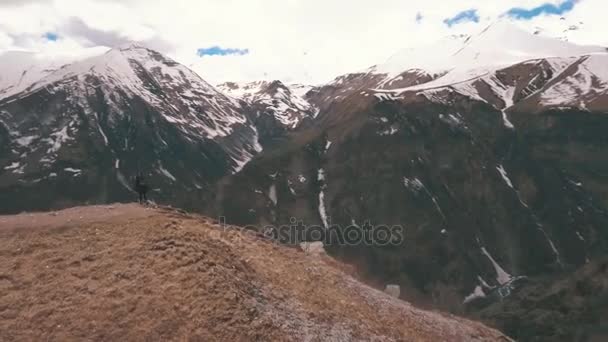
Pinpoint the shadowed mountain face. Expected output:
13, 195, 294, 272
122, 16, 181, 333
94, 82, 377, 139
205, 60, 608, 340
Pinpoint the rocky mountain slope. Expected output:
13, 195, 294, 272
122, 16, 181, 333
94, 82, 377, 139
205, 22, 608, 341
0, 44, 264, 214
218, 80, 318, 147
217, 81, 317, 126
0, 204, 509, 341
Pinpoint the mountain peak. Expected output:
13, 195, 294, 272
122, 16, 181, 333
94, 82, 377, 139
115, 41, 148, 51
372, 20, 607, 80
455, 20, 606, 69
261, 80, 290, 95
217, 80, 316, 129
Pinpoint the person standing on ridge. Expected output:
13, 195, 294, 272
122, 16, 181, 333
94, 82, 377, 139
134, 174, 149, 204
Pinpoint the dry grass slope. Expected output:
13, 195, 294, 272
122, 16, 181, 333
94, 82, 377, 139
0, 204, 509, 341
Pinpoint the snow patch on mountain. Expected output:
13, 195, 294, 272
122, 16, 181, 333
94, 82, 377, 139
45, 125, 72, 154
269, 184, 277, 206
496, 165, 514, 189
15, 135, 38, 147
218, 80, 316, 129
318, 168, 329, 229
463, 285, 486, 304
403, 177, 424, 194
64, 167, 82, 174
231, 126, 263, 174
481, 246, 512, 286
540, 54, 608, 108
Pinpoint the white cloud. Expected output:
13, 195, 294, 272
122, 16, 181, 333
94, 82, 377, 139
0, 0, 605, 84
0, 31, 12, 49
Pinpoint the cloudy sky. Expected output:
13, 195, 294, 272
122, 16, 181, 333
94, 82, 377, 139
0, 0, 605, 84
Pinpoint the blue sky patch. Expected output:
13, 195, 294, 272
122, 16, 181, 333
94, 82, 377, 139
197, 46, 249, 57
444, 9, 479, 27
506, 0, 578, 20
44, 32, 59, 41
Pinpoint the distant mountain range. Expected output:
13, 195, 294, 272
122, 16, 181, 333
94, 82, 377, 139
2, 21, 608, 341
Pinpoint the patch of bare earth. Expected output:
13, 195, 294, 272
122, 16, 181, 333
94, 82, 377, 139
0, 204, 509, 341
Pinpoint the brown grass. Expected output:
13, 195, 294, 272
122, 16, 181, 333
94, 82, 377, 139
0, 204, 509, 341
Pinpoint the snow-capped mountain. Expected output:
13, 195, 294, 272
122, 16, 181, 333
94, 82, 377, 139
218, 80, 317, 129
405, 52, 608, 114
0, 44, 263, 213
365, 22, 608, 127
376, 21, 604, 78
3, 44, 255, 139
307, 21, 608, 116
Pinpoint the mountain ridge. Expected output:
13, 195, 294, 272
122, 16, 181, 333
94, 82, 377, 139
0, 203, 510, 341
